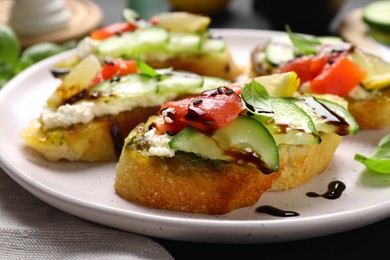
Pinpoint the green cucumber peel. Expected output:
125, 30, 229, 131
241, 79, 319, 139
354, 133, 390, 174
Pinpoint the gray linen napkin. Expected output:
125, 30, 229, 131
0, 168, 173, 260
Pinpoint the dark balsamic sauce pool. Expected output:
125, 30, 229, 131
256, 180, 346, 217
255, 205, 300, 217
306, 180, 346, 200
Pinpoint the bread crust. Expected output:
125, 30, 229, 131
115, 150, 280, 215
115, 128, 341, 214
21, 106, 159, 162
272, 133, 342, 190
346, 93, 390, 129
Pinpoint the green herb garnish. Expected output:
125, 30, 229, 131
354, 133, 390, 174
135, 56, 158, 77
285, 25, 321, 56
241, 79, 319, 138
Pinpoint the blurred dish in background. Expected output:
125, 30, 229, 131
254, 0, 345, 35
361, 1, 390, 45
168, 0, 230, 15
0, 0, 102, 48
9, 0, 71, 36
339, 7, 390, 60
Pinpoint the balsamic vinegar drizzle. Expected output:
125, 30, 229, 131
255, 205, 300, 217
306, 180, 346, 200
256, 180, 346, 217
304, 97, 350, 136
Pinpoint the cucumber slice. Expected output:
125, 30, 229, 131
314, 98, 359, 135
251, 114, 321, 145
242, 79, 321, 144
97, 27, 169, 58
169, 126, 229, 160
212, 115, 279, 173
201, 38, 225, 52
265, 35, 294, 65
136, 27, 169, 47
167, 32, 201, 52
96, 34, 132, 58
90, 74, 157, 96
292, 97, 359, 136
169, 115, 279, 173
265, 41, 294, 65
363, 1, 390, 32
157, 71, 204, 93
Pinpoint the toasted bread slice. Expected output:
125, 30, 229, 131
115, 149, 280, 215
21, 107, 159, 162
272, 133, 342, 190
115, 127, 341, 214
346, 92, 390, 129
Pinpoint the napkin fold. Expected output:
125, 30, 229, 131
0, 168, 173, 260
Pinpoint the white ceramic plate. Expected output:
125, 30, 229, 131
0, 29, 389, 243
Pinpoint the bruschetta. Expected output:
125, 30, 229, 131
115, 73, 359, 214
21, 55, 228, 162
60, 10, 241, 81
250, 28, 390, 129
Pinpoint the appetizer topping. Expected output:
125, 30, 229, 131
90, 21, 138, 40
309, 55, 367, 97
253, 28, 390, 99
40, 56, 229, 130
89, 59, 138, 88
128, 73, 358, 174
77, 9, 226, 63
156, 86, 244, 134
148, 12, 211, 33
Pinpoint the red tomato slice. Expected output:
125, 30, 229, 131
279, 55, 327, 83
156, 87, 245, 135
310, 56, 367, 97
90, 22, 137, 40
89, 59, 138, 88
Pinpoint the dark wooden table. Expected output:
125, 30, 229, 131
92, 0, 389, 259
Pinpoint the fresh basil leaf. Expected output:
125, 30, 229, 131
0, 24, 20, 69
136, 57, 158, 77
354, 133, 390, 174
286, 25, 321, 56
21, 42, 67, 63
241, 80, 319, 137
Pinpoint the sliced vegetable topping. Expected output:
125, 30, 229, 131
241, 80, 320, 142
310, 56, 367, 97
148, 12, 211, 33
89, 59, 138, 87
156, 86, 244, 134
253, 71, 300, 97
90, 22, 137, 40
148, 73, 359, 173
